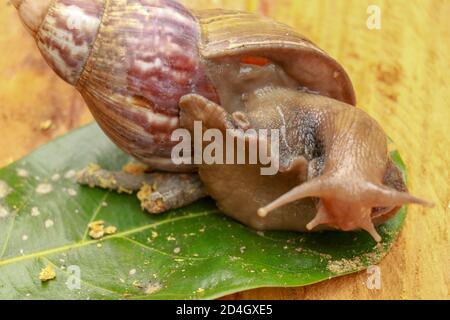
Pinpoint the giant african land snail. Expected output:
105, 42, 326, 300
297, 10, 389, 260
13, 0, 433, 241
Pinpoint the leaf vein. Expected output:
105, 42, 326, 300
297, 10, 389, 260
0, 197, 31, 259
0, 210, 216, 267
118, 236, 207, 261
81, 192, 110, 241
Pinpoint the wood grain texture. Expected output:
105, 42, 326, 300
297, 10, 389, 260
0, 0, 448, 300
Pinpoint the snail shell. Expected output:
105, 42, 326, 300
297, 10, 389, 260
13, 0, 354, 171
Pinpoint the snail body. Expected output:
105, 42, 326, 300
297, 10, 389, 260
13, 0, 432, 241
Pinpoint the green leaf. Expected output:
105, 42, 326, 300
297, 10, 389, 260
0, 123, 406, 300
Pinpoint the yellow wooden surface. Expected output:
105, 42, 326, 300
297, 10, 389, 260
0, 0, 448, 299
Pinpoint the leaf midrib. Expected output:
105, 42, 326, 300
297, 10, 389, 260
0, 211, 216, 267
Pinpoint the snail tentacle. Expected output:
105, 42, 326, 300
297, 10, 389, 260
255, 87, 432, 241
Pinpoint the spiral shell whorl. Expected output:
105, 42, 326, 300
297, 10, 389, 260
15, 0, 216, 170
78, 0, 217, 170
14, 0, 105, 85
37, 0, 105, 85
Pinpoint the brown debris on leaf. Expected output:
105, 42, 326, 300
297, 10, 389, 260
88, 220, 117, 240
104, 226, 117, 235
327, 243, 386, 274
144, 281, 163, 295
39, 265, 56, 282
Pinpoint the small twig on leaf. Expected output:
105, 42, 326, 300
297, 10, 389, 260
76, 164, 207, 214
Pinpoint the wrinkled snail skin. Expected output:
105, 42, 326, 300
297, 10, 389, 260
14, 0, 432, 241
249, 88, 433, 241
179, 65, 433, 242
